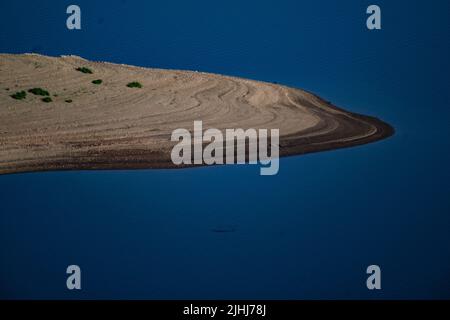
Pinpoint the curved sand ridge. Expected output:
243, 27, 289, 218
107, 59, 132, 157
0, 54, 393, 174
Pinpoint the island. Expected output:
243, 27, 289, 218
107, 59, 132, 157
0, 53, 393, 175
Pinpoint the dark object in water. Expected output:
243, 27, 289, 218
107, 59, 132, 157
211, 225, 237, 233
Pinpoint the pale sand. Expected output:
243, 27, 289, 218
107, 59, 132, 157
0, 54, 393, 174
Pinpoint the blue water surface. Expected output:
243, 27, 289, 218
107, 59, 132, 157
0, 0, 449, 299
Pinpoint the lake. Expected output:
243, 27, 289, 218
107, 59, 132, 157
0, 0, 449, 299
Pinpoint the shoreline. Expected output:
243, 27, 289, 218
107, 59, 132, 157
0, 54, 394, 175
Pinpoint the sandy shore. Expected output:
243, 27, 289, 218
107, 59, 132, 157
0, 54, 393, 174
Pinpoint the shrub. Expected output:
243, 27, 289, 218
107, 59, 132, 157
65, 99, 73, 103
42, 97, 52, 103
28, 88, 49, 96
76, 67, 93, 74
127, 81, 142, 88
92, 79, 103, 85
10, 91, 27, 100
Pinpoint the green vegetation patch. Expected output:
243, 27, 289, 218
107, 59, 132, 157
127, 81, 142, 88
65, 99, 73, 103
92, 79, 103, 85
10, 91, 27, 100
76, 67, 93, 74
28, 88, 50, 96
41, 97, 52, 103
